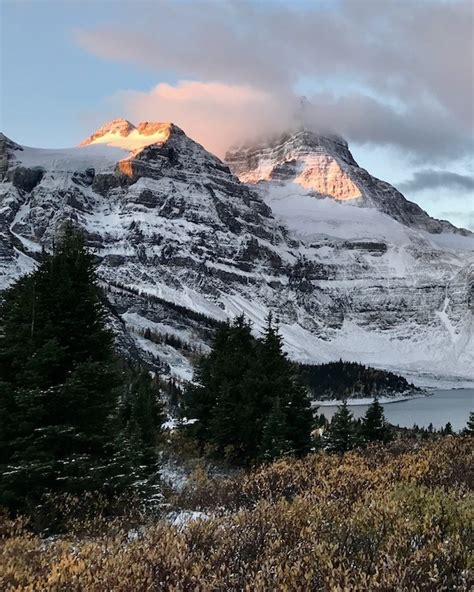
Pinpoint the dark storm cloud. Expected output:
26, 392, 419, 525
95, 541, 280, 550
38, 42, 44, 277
75, 0, 474, 162
399, 170, 474, 193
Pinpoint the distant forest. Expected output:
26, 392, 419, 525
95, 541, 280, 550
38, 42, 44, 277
299, 360, 421, 400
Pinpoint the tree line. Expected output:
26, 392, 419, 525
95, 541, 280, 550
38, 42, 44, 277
300, 359, 420, 400
182, 319, 408, 461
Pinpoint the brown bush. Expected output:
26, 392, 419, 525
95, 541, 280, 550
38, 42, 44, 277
1, 437, 472, 591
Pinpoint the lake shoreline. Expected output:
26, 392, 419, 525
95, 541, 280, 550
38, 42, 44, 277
313, 391, 430, 407
316, 388, 473, 432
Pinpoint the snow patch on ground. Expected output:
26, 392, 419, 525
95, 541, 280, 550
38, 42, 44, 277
158, 462, 189, 493
167, 511, 209, 528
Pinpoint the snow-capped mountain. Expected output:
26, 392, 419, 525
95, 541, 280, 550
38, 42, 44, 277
226, 130, 469, 235
0, 121, 472, 386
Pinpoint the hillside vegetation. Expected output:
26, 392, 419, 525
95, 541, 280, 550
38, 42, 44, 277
300, 359, 421, 400
1, 437, 472, 591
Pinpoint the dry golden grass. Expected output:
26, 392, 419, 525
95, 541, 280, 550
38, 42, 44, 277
1, 437, 472, 591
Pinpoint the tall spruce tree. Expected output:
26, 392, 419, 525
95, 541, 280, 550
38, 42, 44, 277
185, 314, 313, 464
360, 397, 392, 443
186, 316, 258, 459
119, 366, 164, 467
464, 412, 474, 436
260, 397, 292, 461
443, 422, 454, 435
0, 225, 137, 512
324, 400, 357, 453
257, 315, 313, 460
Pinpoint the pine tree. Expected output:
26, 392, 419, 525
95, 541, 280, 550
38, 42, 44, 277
463, 412, 474, 436
260, 397, 292, 461
185, 316, 257, 459
443, 421, 453, 435
0, 225, 137, 513
324, 400, 357, 453
185, 314, 313, 464
360, 397, 392, 443
257, 315, 313, 458
119, 367, 164, 466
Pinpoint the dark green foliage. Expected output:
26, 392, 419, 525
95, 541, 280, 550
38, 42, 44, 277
257, 316, 313, 460
119, 366, 164, 467
463, 412, 474, 436
186, 315, 257, 460
442, 422, 454, 435
0, 225, 161, 514
360, 397, 393, 443
185, 315, 313, 464
166, 377, 183, 412
300, 359, 419, 400
314, 413, 329, 429
140, 326, 192, 352
324, 400, 358, 453
260, 397, 293, 461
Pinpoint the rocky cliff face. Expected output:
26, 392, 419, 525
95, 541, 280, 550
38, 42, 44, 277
226, 130, 470, 235
0, 123, 472, 386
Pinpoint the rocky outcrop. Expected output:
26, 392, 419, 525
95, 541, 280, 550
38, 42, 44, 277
0, 133, 23, 180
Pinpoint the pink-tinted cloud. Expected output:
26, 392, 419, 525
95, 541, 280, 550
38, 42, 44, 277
75, 0, 474, 162
111, 81, 470, 162
113, 81, 296, 157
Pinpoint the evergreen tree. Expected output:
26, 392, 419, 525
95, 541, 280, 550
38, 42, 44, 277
360, 397, 392, 443
0, 225, 143, 513
119, 367, 164, 466
258, 315, 313, 458
443, 421, 453, 435
167, 377, 182, 413
185, 316, 257, 459
299, 359, 418, 401
463, 412, 474, 436
260, 397, 292, 461
324, 400, 357, 453
185, 314, 313, 464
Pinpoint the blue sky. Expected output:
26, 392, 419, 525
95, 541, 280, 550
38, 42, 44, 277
1, 0, 473, 229
1, 1, 166, 146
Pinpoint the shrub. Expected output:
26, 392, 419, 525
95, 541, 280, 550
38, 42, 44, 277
0, 437, 472, 591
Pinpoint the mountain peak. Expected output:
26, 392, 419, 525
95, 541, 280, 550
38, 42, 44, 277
226, 129, 470, 235
226, 128, 361, 199
80, 119, 184, 151
80, 118, 136, 146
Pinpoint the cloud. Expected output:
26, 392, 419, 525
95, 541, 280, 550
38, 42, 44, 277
112, 81, 290, 156
75, 0, 474, 161
110, 83, 472, 160
399, 170, 474, 193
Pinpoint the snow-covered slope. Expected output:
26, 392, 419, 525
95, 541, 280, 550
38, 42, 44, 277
80, 118, 175, 151
226, 130, 470, 235
0, 123, 473, 387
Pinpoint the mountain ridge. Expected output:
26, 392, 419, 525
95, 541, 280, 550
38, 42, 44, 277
226, 128, 470, 236
0, 120, 472, 385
